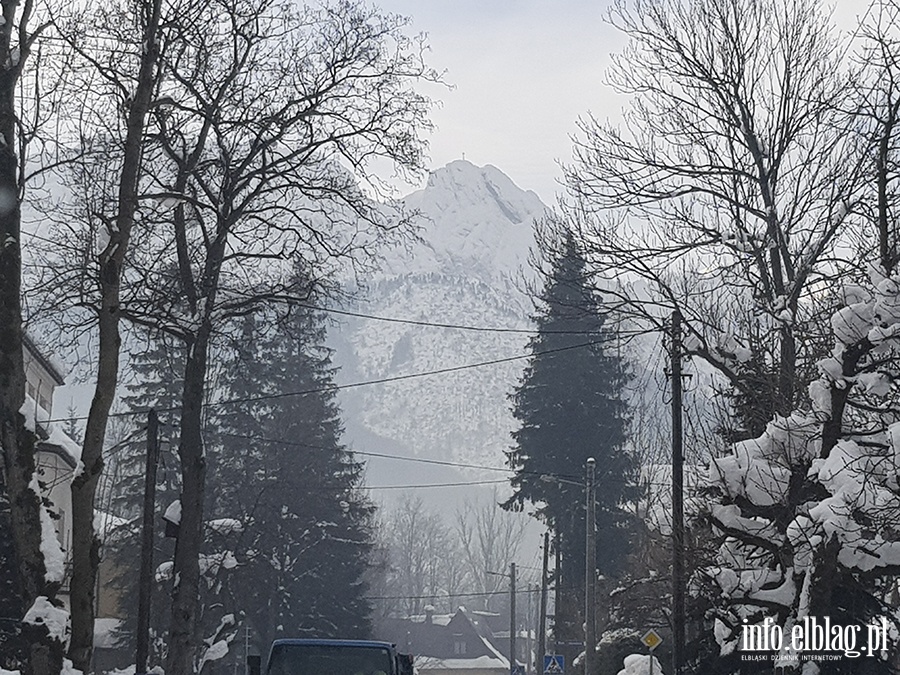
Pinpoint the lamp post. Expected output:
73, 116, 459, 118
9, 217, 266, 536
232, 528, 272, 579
584, 458, 596, 675
539, 462, 597, 675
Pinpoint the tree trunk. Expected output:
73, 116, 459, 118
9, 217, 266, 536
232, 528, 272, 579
166, 321, 213, 675
0, 75, 29, 662
777, 323, 797, 415
67, 0, 163, 668
0, 1, 65, 671
68, 300, 120, 670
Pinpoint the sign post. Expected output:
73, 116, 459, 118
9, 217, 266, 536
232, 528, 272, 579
543, 655, 564, 675
640, 630, 663, 675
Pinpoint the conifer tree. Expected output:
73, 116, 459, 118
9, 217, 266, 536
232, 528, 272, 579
503, 230, 636, 640
103, 295, 376, 669
210, 297, 376, 658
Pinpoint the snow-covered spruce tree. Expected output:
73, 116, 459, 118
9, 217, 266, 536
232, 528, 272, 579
503, 230, 637, 643
701, 266, 900, 674
208, 301, 376, 659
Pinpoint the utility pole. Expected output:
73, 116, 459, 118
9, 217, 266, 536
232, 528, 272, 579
554, 530, 561, 655
584, 457, 596, 675
538, 531, 549, 674
527, 584, 534, 675
244, 625, 251, 675
136, 409, 160, 673
510, 562, 517, 675
671, 311, 685, 675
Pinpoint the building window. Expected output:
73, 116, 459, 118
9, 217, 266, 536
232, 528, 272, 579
453, 641, 467, 655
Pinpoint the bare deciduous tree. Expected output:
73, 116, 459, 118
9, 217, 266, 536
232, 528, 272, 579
455, 488, 528, 612
35, 0, 435, 669
560, 0, 863, 434
49, 0, 171, 667
104, 2, 437, 671
852, 0, 900, 273
0, 0, 69, 672
381, 496, 458, 617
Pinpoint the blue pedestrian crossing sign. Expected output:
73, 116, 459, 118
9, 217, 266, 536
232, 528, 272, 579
543, 655, 564, 675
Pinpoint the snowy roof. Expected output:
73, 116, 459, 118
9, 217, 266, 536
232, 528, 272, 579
407, 612, 453, 627
416, 655, 508, 672
23, 332, 66, 385
477, 635, 509, 667
93, 618, 122, 649
43, 424, 82, 467
94, 511, 129, 541
21, 391, 82, 469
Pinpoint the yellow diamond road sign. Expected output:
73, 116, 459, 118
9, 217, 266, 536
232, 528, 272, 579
641, 629, 663, 651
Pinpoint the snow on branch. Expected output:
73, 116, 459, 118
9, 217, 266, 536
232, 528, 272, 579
701, 268, 900, 663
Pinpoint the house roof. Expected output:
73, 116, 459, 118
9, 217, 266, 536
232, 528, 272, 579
417, 655, 508, 671
28, 398, 81, 470
407, 612, 453, 627
23, 332, 66, 386
375, 607, 509, 667
38, 424, 82, 469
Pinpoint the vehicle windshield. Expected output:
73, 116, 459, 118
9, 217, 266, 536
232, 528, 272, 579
268, 644, 393, 675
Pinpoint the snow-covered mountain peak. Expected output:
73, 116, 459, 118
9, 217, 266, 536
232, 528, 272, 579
388, 160, 548, 281
418, 160, 543, 221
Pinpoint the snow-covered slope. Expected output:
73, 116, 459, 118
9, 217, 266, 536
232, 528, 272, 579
332, 160, 548, 483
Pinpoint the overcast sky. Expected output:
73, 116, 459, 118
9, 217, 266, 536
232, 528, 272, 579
377, 0, 869, 206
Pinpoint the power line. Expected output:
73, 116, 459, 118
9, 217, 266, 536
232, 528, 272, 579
102, 427, 668, 489
365, 588, 542, 601
366, 584, 586, 602
216, 431, 514, 474
47, 338, 606, 424
214, 431, 624, 486
301, 303, 606, 336
274, 478, 507, 491
22, 232, 627, 338
148, 427, 666, 490
353, 479, 507, 491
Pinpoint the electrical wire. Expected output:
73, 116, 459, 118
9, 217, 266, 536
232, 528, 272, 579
366, 584, 588, 602
96, 426, 661, 490
217, 431, 514, 474
365, 588, 544, 601
213, 430, 660, 489
46, 338, 607, 424
22, 232, 638, 338
351, 479, 508, 491
302, 302, 605, 336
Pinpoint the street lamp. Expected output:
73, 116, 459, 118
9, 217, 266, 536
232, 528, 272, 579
584, 458, 596, 675
539, 461, 597, 675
